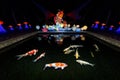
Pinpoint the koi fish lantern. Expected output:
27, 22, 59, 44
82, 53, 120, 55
54, 10, 64, 24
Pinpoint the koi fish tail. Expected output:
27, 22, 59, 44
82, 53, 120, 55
16, 54, 26, 60
90, 63, 95, 67
43, 66, 47, 70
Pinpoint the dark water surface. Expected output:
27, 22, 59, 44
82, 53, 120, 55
0, 33, 120, 80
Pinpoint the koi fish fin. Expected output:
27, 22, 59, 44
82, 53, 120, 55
16, 55, 23, 60
43, 64, 48, 70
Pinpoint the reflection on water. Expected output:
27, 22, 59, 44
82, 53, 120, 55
37, 34, 86, 45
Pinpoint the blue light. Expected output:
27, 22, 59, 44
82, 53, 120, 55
116, 27, 120, 34
10, 27, 14, 31
18, 26, 22, 30
94, 24, 98, 29
109, 27, 113, 31
100, 26, 105, 30
0, 24, 6, 34
25, 24, 29, 29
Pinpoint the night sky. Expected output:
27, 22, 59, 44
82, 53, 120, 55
0, 0, 119, 26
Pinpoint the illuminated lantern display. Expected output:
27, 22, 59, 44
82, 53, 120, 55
115, 21, 120, 34
109, 25, 114, 31
29, 24, 32, 28
23, 22, 29, 29
100, 23, 106, 30
9, 25, 14, 31
17, 23, 22, 30
94, 21, 100, 29
0, 20, 6, 34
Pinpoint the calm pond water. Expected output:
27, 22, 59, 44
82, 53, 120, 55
0, 33, 120, 80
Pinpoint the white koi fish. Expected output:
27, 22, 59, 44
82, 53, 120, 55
64, 49, 75, 54
69, 45, 83, 48
90, 51, 94, 57
93, 44, 100, 52
76, 59, 95, 67
43, 62, 68, 70
74, 48, 80, 59
16, 49, 38, 60
63, 45, 83, 52
33, 52, 45, 62
63, 47, 70, 52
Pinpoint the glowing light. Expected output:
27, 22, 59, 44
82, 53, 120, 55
0, 21, 4, 25
23, 22, 28, 24
91, 24, 94, 29
17, 23, 22, 30
116, 27, 120, 34
109, 25, 114, 31
36, 25, 40, 30
67, 24, 70, 27
23, 22, 29, 29
9, 25, 14, 31
95, 21, 100, 24
29, 24, 32, 28
81, 25, 88, 31
118, 21, 120, 25
0, 21, 6, 33
101, 23, 106, 26
100, 23, 106, 30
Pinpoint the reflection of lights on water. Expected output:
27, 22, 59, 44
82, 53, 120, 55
80, 35, 85, 41
37, 37, 42, 41
56, 38, 63, 45
71, 36, 76, 40
81, 37, 85, 41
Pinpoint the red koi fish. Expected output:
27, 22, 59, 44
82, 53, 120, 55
16, 49, 38, 60
43, 62, 68, 70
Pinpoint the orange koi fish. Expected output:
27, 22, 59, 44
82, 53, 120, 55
16, 49, 38, 60
43, 62, 68, 70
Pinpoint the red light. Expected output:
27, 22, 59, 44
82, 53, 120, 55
95, 21, 100, 24
0, 21, 4, 25
118, 21, 120, 25
23, 22, 28, 24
